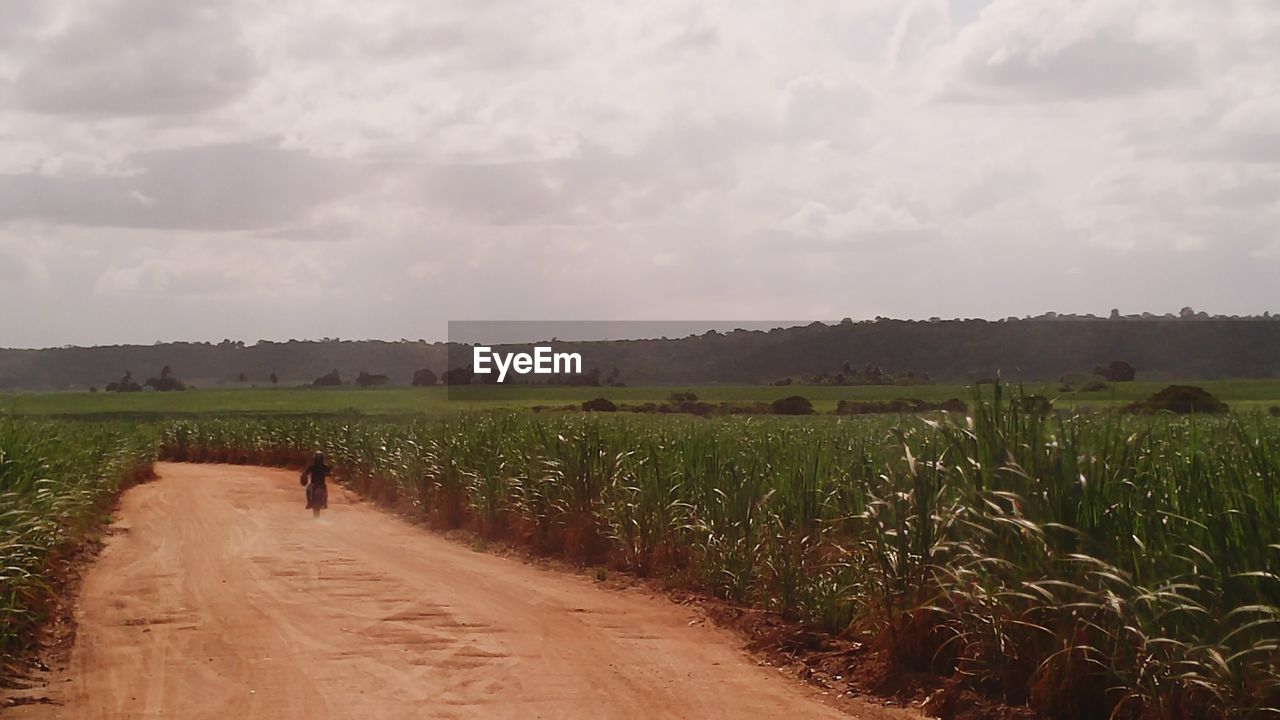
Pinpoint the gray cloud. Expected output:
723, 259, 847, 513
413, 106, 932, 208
405, 116, 764, 226
281, 8, 557, 72
0, 1, 47, 46
943, 2, 1201, 102
1214, 132, 1280, 164
0, 143, 360, 231
960, 33, 1195, 100
13, 0, 254, 115
1209, 178, 1280, 209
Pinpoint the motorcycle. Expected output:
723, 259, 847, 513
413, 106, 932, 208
303, 480, 329, 517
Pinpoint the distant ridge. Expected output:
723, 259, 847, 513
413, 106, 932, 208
2, 313, 1278, 390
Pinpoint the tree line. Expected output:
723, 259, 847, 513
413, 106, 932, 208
5, 315, 1278, 390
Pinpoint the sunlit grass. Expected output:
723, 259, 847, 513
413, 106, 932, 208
0, 420, 155, 657
161, 391, 1280, 718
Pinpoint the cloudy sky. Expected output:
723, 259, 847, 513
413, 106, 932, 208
1, 0, 1278, 347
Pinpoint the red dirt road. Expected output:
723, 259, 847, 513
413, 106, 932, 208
4, 463, 916, 719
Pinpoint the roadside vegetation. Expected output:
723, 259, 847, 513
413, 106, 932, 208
7, 378, 1280, 416
158, 388, 1280, 719
3, 382, 1277, 716
0, 420, 155, 665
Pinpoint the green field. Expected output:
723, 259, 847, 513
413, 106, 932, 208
5, 378, 1280, 417
4, 383, 1280, 717
157, 401, 1280, 718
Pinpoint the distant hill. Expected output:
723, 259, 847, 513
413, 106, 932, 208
0, 340, 450, 391
2, 314, 1279, 390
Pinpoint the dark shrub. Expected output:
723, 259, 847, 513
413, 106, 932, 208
441, 366, 473, 385
411, 368, 437, 386
356, 371, 389, 388
144, 365, 186, 391
106, 371, 142, 392
312, 370, 342, 387
1132, 385, 1229, 414
771, 395, 814, 415
1093, 360, 1136, 382
678, 401, 714, 416
581, 397, 617, 412
669, 391, 698, 402
1271, 405, 1280, 417
145, 376, 186, 391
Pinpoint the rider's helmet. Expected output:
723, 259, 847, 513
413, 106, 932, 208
314, 451, 325, 464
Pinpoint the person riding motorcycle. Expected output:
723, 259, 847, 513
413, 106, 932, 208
300, 451, 331, 510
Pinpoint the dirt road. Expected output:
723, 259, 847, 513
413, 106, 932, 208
4, 463, 915, 719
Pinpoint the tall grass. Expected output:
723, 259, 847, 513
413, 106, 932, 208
160, 396, 1279, 718
0, 420, 156, 661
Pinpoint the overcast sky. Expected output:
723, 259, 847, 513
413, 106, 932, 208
1, 0, 1278, 347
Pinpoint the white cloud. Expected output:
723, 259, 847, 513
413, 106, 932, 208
0, 0, 1278, 346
